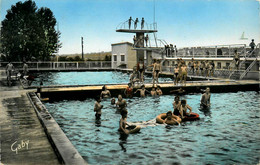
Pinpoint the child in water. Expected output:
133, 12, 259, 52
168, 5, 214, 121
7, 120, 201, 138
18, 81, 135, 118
124, 83, 133, 98
150, 87, 157, 97
94, 97, 103, 120
116, 95, 127, 112
179, 100, 192, 119
156, 86, 163, 96
164, 111, 181, 125
134, 85, 150, 97
119, 110, 130, 135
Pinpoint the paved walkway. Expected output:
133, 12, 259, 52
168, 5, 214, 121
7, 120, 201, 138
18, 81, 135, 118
0, 70, 60, 165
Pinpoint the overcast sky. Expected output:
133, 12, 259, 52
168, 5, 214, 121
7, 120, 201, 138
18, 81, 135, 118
1, 0, 259, 54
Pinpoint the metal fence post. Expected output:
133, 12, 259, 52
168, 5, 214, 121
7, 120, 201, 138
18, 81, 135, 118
215, 46, 217, 57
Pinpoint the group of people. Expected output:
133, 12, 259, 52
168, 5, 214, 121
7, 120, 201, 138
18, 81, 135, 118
164, 44, 178, 57
128, 17, 145, 30
133, 34, 149, 47
94, 83, 211, 134
5, 61, 30, 85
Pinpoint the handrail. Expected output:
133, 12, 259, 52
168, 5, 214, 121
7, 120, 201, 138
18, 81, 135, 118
228, 43, 259, 78
240, 59, 257, 80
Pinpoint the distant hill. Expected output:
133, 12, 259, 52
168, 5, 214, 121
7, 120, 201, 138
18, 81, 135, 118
56, 51, 111, 61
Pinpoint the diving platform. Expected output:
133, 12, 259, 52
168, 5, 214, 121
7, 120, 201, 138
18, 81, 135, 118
116, 29, 157, 33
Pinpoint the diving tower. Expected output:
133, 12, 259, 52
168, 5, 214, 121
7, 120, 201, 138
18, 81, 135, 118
116, 19, 159, 65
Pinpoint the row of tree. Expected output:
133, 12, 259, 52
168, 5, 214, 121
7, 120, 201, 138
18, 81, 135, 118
0, 0, 61, 62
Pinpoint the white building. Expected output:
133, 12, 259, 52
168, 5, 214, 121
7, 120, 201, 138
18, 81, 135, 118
111, 42, 136, 69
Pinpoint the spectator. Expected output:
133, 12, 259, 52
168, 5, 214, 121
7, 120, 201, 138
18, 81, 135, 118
134, 18, 139, 29
141, 17, 145, 29
128, 17, 133, 29
249, 39, 256, 54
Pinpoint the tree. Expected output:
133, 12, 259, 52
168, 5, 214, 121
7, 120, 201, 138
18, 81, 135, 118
0, 0, 61, 62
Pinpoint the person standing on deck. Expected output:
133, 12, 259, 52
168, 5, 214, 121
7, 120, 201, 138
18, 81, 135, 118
249, 39, 256, 54
137, 59, 145, 83
199, 61, 205, 76
128, 17, 133, 29
209, 61, 215, 77
233, 50, 240, 70
133, 35, 137, 47
205, 60, 210, 77
200, 87, 211, 109
134, 18, 139, 29
173, 65, 179, 85
141, 17, 145, 29
180, 64, 188, 86
145, 34, 149, 47
190, 58, 195, 74
22, 61, 29, 77
174, 45, 178, 56
153, 60, 161, 87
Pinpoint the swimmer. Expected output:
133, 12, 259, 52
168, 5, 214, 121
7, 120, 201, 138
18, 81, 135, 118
156, 86, 163, 96
170, 87, 185, 95
119, 110, 130, 135
173, 96, 181, 116
164, 111, 181, 125
116, 95, 127, 111
111, 97, 116, 105
179, 100, 192, 119
134, 85, 150, 97
124, 83, 133, 98
100, 85, 111, 99
200, 87, 211, 109
94, 96, 103, 120
150, 87, 157, 97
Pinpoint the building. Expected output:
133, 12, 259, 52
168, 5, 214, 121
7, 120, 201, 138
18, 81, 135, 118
111, 42, 136, 69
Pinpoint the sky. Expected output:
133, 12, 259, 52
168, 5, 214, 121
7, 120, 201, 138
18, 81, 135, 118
1, 0, 260, 55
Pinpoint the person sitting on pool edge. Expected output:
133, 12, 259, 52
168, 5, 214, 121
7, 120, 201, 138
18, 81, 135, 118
94, 96, 103, 120
200, 87, 211, 109
119, 110, 130, 135
134, 85, 150, 97
124, 83, 133, 98
100, 85, 111, 99
150, 87, 157, 97
116, 94, 127, 112
164, 111, 181, 125
179, 100, 192, 119
156, 86, 163, 96
173, 96, 181, 116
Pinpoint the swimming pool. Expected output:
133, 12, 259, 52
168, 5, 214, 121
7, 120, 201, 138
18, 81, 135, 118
31, 71, 173, 86
44, 91, 260, 164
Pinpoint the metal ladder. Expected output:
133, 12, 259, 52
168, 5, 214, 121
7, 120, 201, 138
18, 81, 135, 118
239, 58, 257, 80
228, 43, 259, 79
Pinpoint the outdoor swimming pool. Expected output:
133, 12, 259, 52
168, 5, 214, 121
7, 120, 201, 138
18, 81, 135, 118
44, 91, 260, 164
31, 71, 173, 86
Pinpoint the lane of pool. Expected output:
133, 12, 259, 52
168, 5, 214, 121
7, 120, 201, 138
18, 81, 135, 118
44, 91, 260, 164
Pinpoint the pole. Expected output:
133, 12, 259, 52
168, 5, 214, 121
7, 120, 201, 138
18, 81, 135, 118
81, 37, 84, 60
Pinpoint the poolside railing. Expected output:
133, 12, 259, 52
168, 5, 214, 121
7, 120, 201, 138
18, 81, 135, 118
0, 61, 112, 70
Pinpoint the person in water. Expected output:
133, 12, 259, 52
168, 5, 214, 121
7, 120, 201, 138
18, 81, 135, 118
100, 85, 111, 98
173, 96, 181, 116
200, 87, 211, 109
153, 60, 161, 87
164, 111, 181, 125
150, 87, 157, 97
156, 86, 163, 96
134, 85, 150, 97
179, 100, 192, 119
124, 83, 133, 98
94, 96, 103, 120
116, 95, 127, 111
111, 97, 116, 105
119, 110, 130, 135
170, 88, 185, 95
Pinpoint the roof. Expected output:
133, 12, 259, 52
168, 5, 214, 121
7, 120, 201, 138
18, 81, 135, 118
111, 42, 133, 46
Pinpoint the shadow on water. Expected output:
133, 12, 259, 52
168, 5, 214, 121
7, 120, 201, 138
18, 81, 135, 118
119, 133, 128, 152
199, 107, 211, 117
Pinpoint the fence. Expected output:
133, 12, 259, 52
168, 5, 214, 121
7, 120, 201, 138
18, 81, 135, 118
0, 61, 112, 70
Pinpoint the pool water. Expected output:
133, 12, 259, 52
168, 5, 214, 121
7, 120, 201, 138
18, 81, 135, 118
44, 91, 260, 165
31, 71, 173, 86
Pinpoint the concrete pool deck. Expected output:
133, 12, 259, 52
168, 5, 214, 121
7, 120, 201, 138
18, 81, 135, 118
0, 70, 87, 165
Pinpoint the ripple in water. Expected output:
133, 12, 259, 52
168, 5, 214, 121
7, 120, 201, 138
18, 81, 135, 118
44, 91, 260, 164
